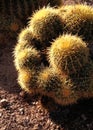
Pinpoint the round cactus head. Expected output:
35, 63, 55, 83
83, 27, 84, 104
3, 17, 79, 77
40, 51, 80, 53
48, 34, 89, 75
18, 69, 39, 94
37, 67, 78, 105
37, 67, 62, 96
29, 6, 64, 45
14, 47, 41, 71
18, 27, 34, 43
17, 27, 42, 50
62, 4, 93, 41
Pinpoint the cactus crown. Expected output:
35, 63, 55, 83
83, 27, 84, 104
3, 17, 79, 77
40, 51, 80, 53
62, 4, 93, 41
14, 47, 41, 71
29, 6, 64, 44
48, 34, 89, 75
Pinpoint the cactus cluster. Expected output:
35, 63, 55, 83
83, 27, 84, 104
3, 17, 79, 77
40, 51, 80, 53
14, 5, 93, 107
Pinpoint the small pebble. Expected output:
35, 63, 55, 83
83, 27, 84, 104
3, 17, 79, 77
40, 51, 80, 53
19, 108, 24, 115
19, 91, 26, 98
33, 124, 39, 130
0, 113, 2, 117
81, 114, 87, 120
0, 99, 9, 108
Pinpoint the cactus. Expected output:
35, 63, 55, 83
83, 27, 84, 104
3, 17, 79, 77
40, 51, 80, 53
14, 27, 49, 69
13, 27, 42, 71
70, 61, 93, 98
0, 15, 23, 39
37, 67, 62, 95
0, 0, 62, 17
13, 3, 93, 107
18, 69, 39, 94
62, 4, 93, 41
17, 27, 41, 51
14, 28, 33, 58
29, 6, 64, 44
0, 0, 62, 39
18, 62, 93, 106
18, 27, 34, 44
58, 5, 73, 15
48, 34, 89, 75
14, 46, 41, 71
37, 67, 78, 105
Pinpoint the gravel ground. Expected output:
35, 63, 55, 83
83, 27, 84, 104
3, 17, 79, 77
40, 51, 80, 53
0, 0, 93, 130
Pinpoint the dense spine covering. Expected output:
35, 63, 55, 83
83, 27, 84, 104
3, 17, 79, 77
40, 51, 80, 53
48, 34, 89, 75
13, 27, 42, 71
13, 4, 93, 107
61, 4, 93, 41
37, 67, 62, 96
70, 61, 93, 98
37, 67, 78, 105
14, 27, 41, 54
29, 7, 64, 44
14, 28, 42, 94
14, 47, 41, 71
18, 69, 39, 94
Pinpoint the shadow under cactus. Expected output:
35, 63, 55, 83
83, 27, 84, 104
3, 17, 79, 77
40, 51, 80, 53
48, 98, 93, 130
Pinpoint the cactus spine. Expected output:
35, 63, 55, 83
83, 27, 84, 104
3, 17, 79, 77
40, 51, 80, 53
29, 7, 64, 44
70, 61, 93, 98
48, 34, 89, 75
14, 47, 41, 71
13, 4, 93, 107
18, 69, 39, 94
37, 67, 78, 105
61, 4, 93, 41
